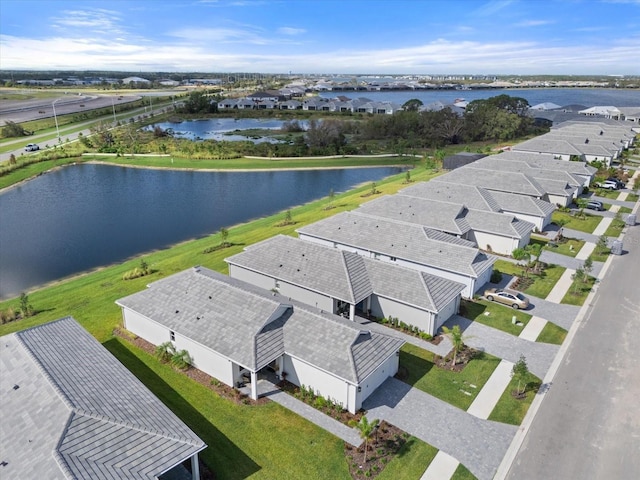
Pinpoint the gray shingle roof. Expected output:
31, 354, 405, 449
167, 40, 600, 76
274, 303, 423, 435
357, 195, 471, 235
117, 267, 403, 384
491, 151, 597, 175
464, 209, 534, 238
226, 235, 373, 304
474, 155, 591, 186
226, 235, 465, 314
437, 166, 547, 197
296, 211, 494, 278
1, 317, 205, 480
489, 190, 556, 216
399, 181, 501, 212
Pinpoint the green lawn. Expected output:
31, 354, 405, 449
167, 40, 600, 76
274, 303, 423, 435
561, 275, 596, 306
590, 249, 610, 263
492, 260, 566, 299
398, 343, 501, 411
452, 464, 478, 480
546, 237, 585, 258
461, 299, 531, 336
593, 188, 622, 199
603, 218, 626, 237
551, 211, 604, 233
535, 321, 567, 345
619, 206, 633, 214
488, 371, 541, 425
625, 193, 639, 202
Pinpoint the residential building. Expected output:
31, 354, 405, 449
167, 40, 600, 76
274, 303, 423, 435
0, 317, 206, 480
116, 267, 403, 414
226, 235, 465, 335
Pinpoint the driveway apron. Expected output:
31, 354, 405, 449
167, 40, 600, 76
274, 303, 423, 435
363, 377, 517, 480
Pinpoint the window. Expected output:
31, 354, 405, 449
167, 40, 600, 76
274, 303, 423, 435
170, 331, 175, 341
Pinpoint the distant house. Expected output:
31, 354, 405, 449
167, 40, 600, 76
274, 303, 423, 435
296, 211, 495, 298
116, 267, 403, 414
356, 195, 533, 255
226, 235, 465, 335
0, 317, 206, 480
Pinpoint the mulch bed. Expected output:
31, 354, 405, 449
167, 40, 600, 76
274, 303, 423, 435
344, 421, 410, 480
434, 346, 477, 373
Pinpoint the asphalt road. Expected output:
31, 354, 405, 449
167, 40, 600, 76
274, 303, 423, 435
506, 212, 640, 479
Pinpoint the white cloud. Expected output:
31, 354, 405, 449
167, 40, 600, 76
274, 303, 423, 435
277, 27, 306, 35
514, 19, 554, 27
51, 8, 125, 35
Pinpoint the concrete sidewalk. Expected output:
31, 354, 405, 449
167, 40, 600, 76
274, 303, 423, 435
519, 316, 547, 341
467, 359, 515, 420
575, 241, 596, 260
421, 451, 459, 480
545, 268, 575, 304
592, 217, 613, 236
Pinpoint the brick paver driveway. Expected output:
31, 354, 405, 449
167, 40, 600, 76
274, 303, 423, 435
363, 377, 517, 480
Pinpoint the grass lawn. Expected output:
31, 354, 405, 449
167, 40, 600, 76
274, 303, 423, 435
619, 206, 633, 214
535, 321, 567, 345
452, 463, 477, 480
561, 275, 596, 306
398, 343, 501, 411
460, 299, 531, 336
625, 193, 639, 202
603, 218, 626, 237
593, 188, 622, 199
488, 371, 541, 425
376, 440, 438, 480
551, 211, 603, 234
547, 237, 585, 258
492, 260, 566, 299
590, 249, 610, 263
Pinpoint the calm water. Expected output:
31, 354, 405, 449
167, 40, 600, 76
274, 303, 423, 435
150, 118, 306, 142
319, 88, 640, 107
0, 164, 402, 299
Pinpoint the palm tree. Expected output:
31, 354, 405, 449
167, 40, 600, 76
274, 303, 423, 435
525, 243, 543, 274
441, 325, 465, 370
512, 247, 531, 278
349, 416, 380, 464
220, 227, 229, 247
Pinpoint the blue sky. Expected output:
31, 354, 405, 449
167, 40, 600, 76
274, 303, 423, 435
1, 0, 639, 74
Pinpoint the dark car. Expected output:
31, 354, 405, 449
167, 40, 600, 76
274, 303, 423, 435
586, 200, 604, 211
606, 178, 625, 189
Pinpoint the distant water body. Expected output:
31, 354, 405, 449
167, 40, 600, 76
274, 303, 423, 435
319, 88, 640, 107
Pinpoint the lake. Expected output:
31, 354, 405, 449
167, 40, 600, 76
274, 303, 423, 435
319, 88, 640, 107
0, 164, 403, 299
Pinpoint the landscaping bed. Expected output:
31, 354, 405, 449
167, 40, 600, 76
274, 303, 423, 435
493, 260, 565, 299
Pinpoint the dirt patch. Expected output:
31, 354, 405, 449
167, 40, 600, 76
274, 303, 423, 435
434, 346, 478, 373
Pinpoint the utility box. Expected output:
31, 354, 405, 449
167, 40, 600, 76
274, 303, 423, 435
626, 214, 636, 226
611, 240, 623, 255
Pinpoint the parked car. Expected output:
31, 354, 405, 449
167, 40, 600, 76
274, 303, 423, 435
594, 180, 619, 190
484, 288, 530, 310
24, 143, 39, 152
606, 178, 625, 189
586, 200, 604, 211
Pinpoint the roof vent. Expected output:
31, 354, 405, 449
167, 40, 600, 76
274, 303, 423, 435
585, 138, 589, 144
12, 385, 19, 390
0, 461, 7, 467
209, 296, 212, 300
600, 130, 603, 135
175, 310, 179, 314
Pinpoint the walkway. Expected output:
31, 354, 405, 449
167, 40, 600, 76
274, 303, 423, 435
544, 268, 575, 304
421, 451, 459, 480
467, 359, 515, 419
518, 315, 547, 342
592, 217, 613, 236
256, 380, 363, 446
442, 315, 558, 378
363, 377, 517, 480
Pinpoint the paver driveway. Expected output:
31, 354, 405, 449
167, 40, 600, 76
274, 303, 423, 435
363, 377, 517, 480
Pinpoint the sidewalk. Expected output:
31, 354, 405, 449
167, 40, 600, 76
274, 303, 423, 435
592, 217, 613, 236
545, 268, 575, 304
519, 316, 547, 341
467, 359, 515, 420
575, 241, 596, 261
421, 451, 459, 480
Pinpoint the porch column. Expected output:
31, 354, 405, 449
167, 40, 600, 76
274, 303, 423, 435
349, 304, 356, 321
250, 371, 258, 400
191, 453, 200, 480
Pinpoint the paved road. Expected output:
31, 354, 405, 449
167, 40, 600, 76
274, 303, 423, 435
506, 220, 640, 479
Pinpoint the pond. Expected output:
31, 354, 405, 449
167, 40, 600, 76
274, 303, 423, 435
150, 118, 307, 142
0, 163, 403, 299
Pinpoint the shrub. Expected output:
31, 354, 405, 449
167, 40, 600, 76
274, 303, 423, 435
490, 270, 503, 284
419, 332, 433, 341
155, 341, 175, 363
19, 292, 34, 318
170, 349, 192, 370
0, 308, 17, 324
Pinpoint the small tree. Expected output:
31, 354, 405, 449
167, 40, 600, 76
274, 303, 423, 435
582, 257, 593, 281
19, 292, 34, 318
349, 416, 380, 464
284, 209, 292, 224
9, 153, 17, 165
140, 258, 149, 274
405, 170, 412, 183
370, 182, 377, 195
571, 267, 586, 295
220, 227, 229, 247
511, 354, 529, 396
512, 247, 531, 278
526, 243, 543, 274
575, 198, 588, 220
596, 234, 609, 255
441, 324, 465, 370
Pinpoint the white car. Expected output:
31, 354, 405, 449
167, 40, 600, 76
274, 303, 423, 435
24, 143, 39, 152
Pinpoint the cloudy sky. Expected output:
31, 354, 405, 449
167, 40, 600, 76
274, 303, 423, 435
1, 0, 639, 74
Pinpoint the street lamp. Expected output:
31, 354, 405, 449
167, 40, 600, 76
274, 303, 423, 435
112, 97, 117, 125
52, 97, 62, 143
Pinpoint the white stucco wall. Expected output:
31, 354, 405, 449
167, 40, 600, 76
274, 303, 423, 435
500, 210, 547, 231
545, 193, 571, 208
474, 264, 494, 293
354, 353, 399, 411
369, 295, 437, 335
434, 296, 460, 332
123, 308, 173, 346
468, 231, 518, 256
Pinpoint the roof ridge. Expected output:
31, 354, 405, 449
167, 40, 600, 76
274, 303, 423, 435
418, 272, 437, 311
349, 331, 370, 382
340, 251, 358, 304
